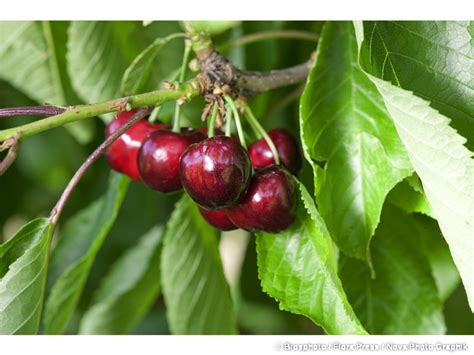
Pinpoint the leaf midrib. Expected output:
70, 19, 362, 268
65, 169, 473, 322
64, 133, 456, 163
41, 21, 65, 104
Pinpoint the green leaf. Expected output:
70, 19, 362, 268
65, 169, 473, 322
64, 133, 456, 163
46, 21, 95, 144
0, 22, 65, 104
0, 21, 93, 143
161, 195, 237, 334
43, 173, 129, 334
121, 34, 181, 96
189, 21, 240, 34
256, 181, 367, 335
300, 21, 412, 262
67, 22, 142, 109
367, 77, 474, 311
416, 215, 460, 302
339, 205, 445, 334
387, 177, 434, 218
0, 218, 53, 334
356, 21, 474, 311
79, 226, 164, 334
359, 21, 474, 149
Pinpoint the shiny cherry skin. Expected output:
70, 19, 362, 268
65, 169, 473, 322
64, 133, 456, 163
198, 206, 237, 231
105, 110, 168, 180
248, 128, 302, 175
137, 130, 195, 193
226, 165, 296, 233
180, 136, 252, 209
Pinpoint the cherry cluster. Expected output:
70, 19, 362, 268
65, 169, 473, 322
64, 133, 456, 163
105, 110, 302, 233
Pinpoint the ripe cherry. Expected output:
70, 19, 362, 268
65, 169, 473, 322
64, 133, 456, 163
248, 128, 302, 175
180, 136, 251, 209
137, 130, 196, 193
198, 206, 237, 231
105, 110, 168, 180
226, 165, 296, 233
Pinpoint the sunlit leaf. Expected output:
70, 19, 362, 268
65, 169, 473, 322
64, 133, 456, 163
300, 21, 412, 262
79, 226, 164, 334
359, 21, 474, 149
161, 195, 237, 334
356, 22, 474, 311
257, 181, 367, 335
0, 218, 53, 334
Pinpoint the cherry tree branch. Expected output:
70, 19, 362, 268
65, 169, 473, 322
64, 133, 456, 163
184, 22, 316, 96
0, 25, 319, 229
0, 26, 316, 144
49, 107, 151, 225
0, 79, 201, 142
237, 60, 313, 94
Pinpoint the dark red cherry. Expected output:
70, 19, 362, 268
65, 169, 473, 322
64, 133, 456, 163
198, 206, 237, 231
137, 130, 194, 193
226, 165, 296, 233
248, 128, 302, 175
105, 110, 168, 180
179, 136, 251, 209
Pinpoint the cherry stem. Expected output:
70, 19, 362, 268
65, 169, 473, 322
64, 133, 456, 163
49, 107, 151, 226
0, 106, 65, 118
224, 105, 233, 137
207, 103, 219, 138
224, 96, 246, 148
148, 106, 162, 123
242, 102, 280, 165
172, 39, 192, 133
244, 110, 263, 139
